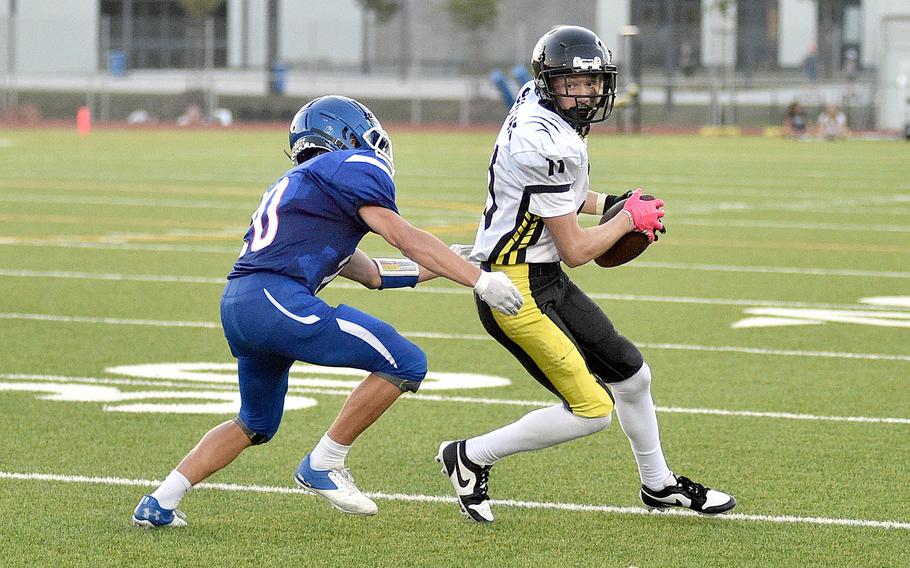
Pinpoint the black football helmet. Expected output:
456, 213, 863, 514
531, 25, 618, 135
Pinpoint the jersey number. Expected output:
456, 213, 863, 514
546, 159, 565, 176
249, 177, 290, 252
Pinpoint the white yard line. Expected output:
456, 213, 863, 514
628, 261, 910, 279
0, 194, 247, 210
0, 268, 225, 284
0, 313, 220, 328
2, 311, 909, 362
2, 373, 908, 425
668, 218, 910, 233
0, 471, 907, 531
0, 239, 238, 254
3, 192, 910, 231
3, 262, 910, 289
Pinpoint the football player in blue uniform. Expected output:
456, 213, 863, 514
132, 95, 523, 527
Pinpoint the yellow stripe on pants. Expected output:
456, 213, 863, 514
489, 263, 614, 418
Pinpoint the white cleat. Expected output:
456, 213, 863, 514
295, 454, 378, 516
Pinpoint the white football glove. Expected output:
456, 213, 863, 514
474, 271, 524, 316
449, 243, 479, 267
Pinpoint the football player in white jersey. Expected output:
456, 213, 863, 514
437, 25, 736, 523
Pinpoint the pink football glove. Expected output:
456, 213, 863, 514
622, 189, 665, 242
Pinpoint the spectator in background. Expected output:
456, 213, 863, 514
843, 48, 859, 83
782, 101, 808, 139
803, 43, 818, 83
817, 104, 849, 140
680, 41, 696, 77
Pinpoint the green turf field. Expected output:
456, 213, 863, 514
0, 128, 908, 567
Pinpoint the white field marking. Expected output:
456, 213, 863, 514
734, 308, 910, 329
629, 262, 910, 279
0, 268, 225, 284
2, 373, 908, 425
104, 362, 510, 391
669, 218, 910, 234
0, 139, 14, 148
2, 312, 909, 362
861, 296, 910, 308
4, 263, 910, 291
633, 342, 910, 362
7, 258, 910, 316
0, 240, 239, 253
0, 381, 319, 414
0, 471, 908, 531
0, 193, 248, 211
0, 313, 220, 328
328, 285, 910, 313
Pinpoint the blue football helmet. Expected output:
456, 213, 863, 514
288, 95, 394, 174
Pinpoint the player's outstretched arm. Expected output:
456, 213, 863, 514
359, 205, 523, 315
339, 248, 439, 288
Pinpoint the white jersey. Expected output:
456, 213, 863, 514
471, 82, 589, 265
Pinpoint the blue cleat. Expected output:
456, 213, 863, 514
132, 495, 187, 528
294, 454, 377, 515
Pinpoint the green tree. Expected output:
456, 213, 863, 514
356, 0, 401, 24
177, 0, 224, 18
445, 0, 497, 31
177, 0, 225, 68
445, 0, 499, 73
356, 0, 402, 72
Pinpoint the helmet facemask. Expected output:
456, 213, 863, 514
538, 63, 617, 134
363, 125, 395, 177
530, 26, 619, 136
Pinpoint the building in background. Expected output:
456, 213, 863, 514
1, 0, 909, 129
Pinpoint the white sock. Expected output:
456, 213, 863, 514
151, 470, 192, 510
465, 404, 611, 466
611, 363, 672, 489
309, 433, 350, 470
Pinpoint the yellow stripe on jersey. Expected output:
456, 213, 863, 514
495, 212, 541, 265
489, 263, 614, 418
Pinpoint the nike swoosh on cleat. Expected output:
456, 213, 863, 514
454, 446, 474, 489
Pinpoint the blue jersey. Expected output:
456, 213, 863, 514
228, 149, 397, 293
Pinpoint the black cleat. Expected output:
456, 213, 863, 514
435, 440, 494, 523
640, 474, 736, 516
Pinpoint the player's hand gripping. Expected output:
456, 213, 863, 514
474, 271, 524, 316
622, 189, 665, 242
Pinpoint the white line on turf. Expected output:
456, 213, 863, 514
3, 311, 910, 362
2, 373, 908, 425
0, 313, 220, 328
0, 471, 907, 531
3, 262, 909, 282
0, 268, 225, 284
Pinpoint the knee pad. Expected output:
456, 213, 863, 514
233, 416, 271, 446
379, 343, 427, 393
611, 362, 652, 399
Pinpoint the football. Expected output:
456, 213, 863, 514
593, 195, 656, 268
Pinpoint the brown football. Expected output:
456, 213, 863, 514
593, 195, 655, 268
